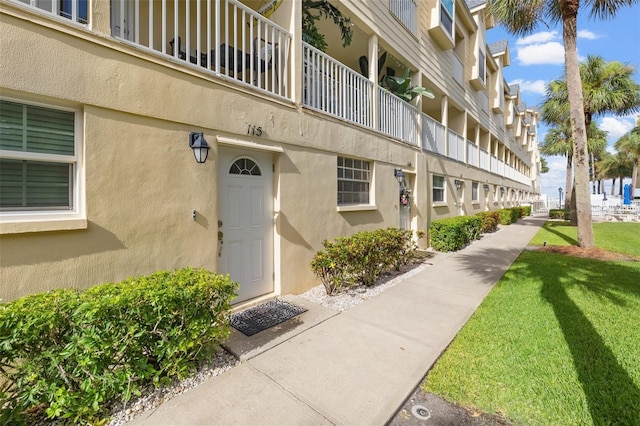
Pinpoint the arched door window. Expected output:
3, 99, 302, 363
229, 158, 262, 176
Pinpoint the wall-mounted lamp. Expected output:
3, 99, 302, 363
500, 187, 505, 194
394, 168, 405, 184
189, 132, 210, 164
454, 179, 462, 190
483, 184, 490, 191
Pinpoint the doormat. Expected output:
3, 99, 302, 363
231, 299, 307, 337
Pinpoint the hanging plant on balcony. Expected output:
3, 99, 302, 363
302, 0, 353, 52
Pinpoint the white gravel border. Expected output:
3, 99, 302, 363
105, 256, 434, 425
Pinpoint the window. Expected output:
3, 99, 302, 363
337, 156, 370, 205
0, 100, 79, 212
229, 158, 261, 176
440, 0, 454, 38
432, 175, 445, 203
472, 182, 479, 202
15, 0, 88, 24
478, 48, 486, 84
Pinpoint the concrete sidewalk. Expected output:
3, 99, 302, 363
129, 217, 545, 426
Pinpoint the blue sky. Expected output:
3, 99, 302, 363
486, 3, 640, 199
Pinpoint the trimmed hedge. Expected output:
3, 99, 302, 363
429, 216, 483, 252
521, 205, 532, 216
476, 211, 500, 233
310, 228, 415, 295
498, 207, 521, 225
549, 209, 569, 219
0, 268, 237, 424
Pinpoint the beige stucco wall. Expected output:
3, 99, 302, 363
0, 10, 418, 302
0, 3, 538, 303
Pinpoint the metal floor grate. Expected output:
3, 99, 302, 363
231, 299, 307, 336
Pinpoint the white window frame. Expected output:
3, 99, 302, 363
472, 181, 479, 202
440, 0, 454, 39
478, 48, 486, 85
337, 156, 375, 211
0, 97, 86, 234
9, 0, 89, 25
432, 174, 445, 204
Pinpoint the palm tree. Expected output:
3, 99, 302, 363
598, 150, 633, 195
540, 55, 640, 226
490, 1, 640, 248
614, 118, 640, 197
540, 121, 573, 206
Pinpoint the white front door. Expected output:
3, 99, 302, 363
218, 148, 274, 304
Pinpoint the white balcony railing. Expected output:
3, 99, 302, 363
490, 154, 498, 173
498, 159, 505, 176
479, 148, 489, 170
389, 0, 417, 34
447, 129, 465, 162
302, 42, 373, 128
110, 0, 291, 98
378, 87, 419, 146
11, 0, 88, 24
422, 113, 446, 155
467, 140, 478, 167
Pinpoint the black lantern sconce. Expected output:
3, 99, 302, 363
500, 187, 505, 195
454, 179, 462, 190
394, 168, 405, 184
189, 132, 210, 164
483, 184, 490, 191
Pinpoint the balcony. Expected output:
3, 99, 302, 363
389, 0, 417, 34
109, 0, 291, 98
303, 43, 373, 128
8, 0, 533, 187
422, 113, 446, 155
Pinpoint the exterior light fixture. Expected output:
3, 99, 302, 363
394, 168, 404, 184
189, 132, 210, 164
454, 179, 462, 190
483, 184, 490, 191
500, 187, 505, 194
603, 191, 607, 201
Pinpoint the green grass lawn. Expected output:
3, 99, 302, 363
422, 222, 640, 425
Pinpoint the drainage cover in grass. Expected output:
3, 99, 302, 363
231, 299, 307, 336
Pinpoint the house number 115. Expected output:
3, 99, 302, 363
247, 125, 263, 136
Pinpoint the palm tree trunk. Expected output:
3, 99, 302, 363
611, 177, 616, 196
619, 175, 624, 195
565, 153, 573, 207
632, 160, 638, 198
562, 4, 594, 247
591, 153, 596, 194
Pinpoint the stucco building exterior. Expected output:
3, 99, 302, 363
0, 0, 541, 304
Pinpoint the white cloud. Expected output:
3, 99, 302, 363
509, 79, 547, 96
599, 116, 634, 142
577, 29, 601, 40
516, 42, 565, 65
516, 31, 559, 45
540, 155, 569, 197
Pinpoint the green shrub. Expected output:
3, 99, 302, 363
549, 209, 569, 219
498, 208, 521, 225
310, 228, 415, 294
429, 216, 483, 252
0, 268, 237, 424
476, 211, 500, 233
521, 205, 532, 216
